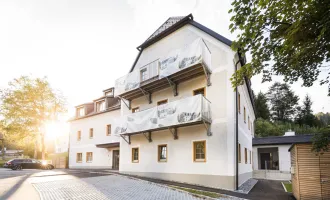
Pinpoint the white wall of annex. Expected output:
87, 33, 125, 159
69, 110, 121, 168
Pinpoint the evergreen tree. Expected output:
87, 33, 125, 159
267, 82, 299, 122
255, 91, 270, 120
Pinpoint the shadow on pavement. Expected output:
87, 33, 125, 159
0, 173, 32, 200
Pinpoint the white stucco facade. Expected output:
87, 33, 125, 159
69, 110, 121, 169
69, 16, 255, 190
118, 23, 255, 190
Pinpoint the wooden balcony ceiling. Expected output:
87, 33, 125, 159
119, 64, 205, 100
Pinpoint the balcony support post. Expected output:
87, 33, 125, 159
202, 64, 212, 86
166, 77, 178, 96
168, 128, 178, 140
118, 96, 131, 110
120, 135, 131, 145
202, 120, 212, 136
139, 88, 152, 104
143, 131, 152, 142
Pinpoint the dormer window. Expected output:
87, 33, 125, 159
105, 90, 113, 97
77, 107, 85, 117
96, 100, 105, 112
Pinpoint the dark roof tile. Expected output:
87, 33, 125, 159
252, 135, 314, 146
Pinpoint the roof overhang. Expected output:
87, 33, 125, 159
96, 142, 120, 148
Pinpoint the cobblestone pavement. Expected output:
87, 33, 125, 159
32, 175, 205, 200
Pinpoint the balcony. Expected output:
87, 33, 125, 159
114, 38, 212, 102
113, 94, 212, 143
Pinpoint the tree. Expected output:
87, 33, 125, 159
0, 76, 66, 159
254, 91, 270, 120
295, 95, 320, 127
267, 82, 299, 122
229, 0, 330, 95
312, 126, 330, 154
255, 118, 281, 137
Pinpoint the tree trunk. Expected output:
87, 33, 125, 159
41, 133, 45, 160
34, 139, 38, 159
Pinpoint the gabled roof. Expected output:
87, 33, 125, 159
253, 135, 314, 146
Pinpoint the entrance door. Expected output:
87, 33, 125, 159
112, 150, 120, 170
260, 153, 271, 169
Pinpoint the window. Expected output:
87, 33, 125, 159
250, 150, 252, 164
193, 141, 206, 162
245, 148, 248, 164
96, 100, 105, 112
132, 148, 139, 163
238, 93, 241, 113
238, 143, 241, 163
248, 116, 250, 130
89, 128, 93, 139
132, 107, 140, 113
157, 99, 168, 106
105, 90, 113, 96
244, 107, 246, 123
106, 124, 111, 136
77, 131, 81, 141
140, 68, 148, 81
158, 145, 167, 162
86, 152, 93, 162
193, 88, 205, 96
76, 153, 82, 162
77, 107, 85, 117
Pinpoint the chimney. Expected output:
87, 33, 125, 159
284, 130, 295, 136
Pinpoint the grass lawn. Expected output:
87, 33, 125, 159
169, 185, 225, 198
282, 182, 292, 193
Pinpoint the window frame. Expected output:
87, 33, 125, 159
238, 143, 241, 163
193, 87, 206, 96
76, 153, 82, 163
245, 148, 248, 164
106, 124, 111, 136
193, 140, 206, 162
132, 107, 140, 113
248, 116, 250, 130
250, 150, 252, 164
140, 67, 148, 82
77, 131, 81, 141
96, 100, 106, 112
132, 147, 139, 163
158, 144, 167, 162
89, 128, 93, 139
244, 107, 246, 123
157, 99, 168, 106
238, 93, 241, 113
77, 107, 85, 117
86, 152, 93, 163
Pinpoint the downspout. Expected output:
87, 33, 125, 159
234, 59, 240, 190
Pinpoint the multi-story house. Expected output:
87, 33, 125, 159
69, 14, 255, 191
69, 87, 121, 169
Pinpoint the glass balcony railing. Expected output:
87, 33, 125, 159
114, 38, 211, 97
113, 94, 211, 135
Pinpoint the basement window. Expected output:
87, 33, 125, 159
158, 144, 167, 162
76, 153, 82, 163
86, 152, 93, 163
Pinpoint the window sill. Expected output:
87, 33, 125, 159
89, 137, 93, 139
87, 161, 93, 163
194, 159, 206, 162
76, 161, 82, 163
132, 160, 139, 163
158, 160, 167, 162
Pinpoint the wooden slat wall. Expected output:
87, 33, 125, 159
320, 150, 330, 199
296, 144, 322, 200
294, 143, 330, 200
291, 146, 299, 200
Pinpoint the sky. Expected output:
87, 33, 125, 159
1, 0, 329, 132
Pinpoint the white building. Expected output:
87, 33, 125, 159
252, 132, 313, 180
69, 14, 255, 191
69, 87, 121, 169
